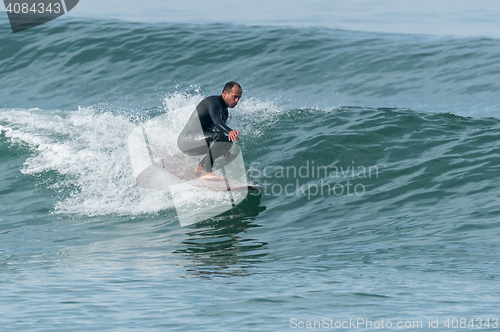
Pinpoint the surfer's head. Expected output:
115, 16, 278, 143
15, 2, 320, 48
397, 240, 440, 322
222, 81, 242, 108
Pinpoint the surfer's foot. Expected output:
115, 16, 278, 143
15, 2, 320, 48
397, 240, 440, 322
194, 165, 204, 174
200, 171, 223, 181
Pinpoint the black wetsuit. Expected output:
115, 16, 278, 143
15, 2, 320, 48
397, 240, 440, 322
177, 95, 233, 172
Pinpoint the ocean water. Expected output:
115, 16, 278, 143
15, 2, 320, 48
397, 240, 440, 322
1, 10, 500, 332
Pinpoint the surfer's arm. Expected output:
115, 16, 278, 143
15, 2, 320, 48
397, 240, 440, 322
209, 105, 233, 135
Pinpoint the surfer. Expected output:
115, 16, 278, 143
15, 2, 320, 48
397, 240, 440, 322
177, 81, 242, 180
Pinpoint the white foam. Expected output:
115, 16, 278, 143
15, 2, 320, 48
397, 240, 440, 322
1, 107, 173, 216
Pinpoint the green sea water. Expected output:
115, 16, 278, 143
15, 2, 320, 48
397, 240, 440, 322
1, 15, 500, 331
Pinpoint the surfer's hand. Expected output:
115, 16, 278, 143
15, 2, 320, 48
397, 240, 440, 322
228, 130, 240, 142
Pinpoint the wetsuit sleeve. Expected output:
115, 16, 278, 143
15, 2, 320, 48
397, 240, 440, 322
209, 102, 233, 135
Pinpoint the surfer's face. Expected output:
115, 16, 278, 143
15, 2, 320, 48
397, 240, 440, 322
223, 86, 242, 108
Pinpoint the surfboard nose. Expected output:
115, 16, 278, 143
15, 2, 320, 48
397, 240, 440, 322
136, 165, 168, 190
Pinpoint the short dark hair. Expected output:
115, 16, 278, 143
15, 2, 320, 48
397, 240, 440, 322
223, 81, 241, 93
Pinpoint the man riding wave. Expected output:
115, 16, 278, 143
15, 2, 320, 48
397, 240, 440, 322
177, 81, 242, 180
